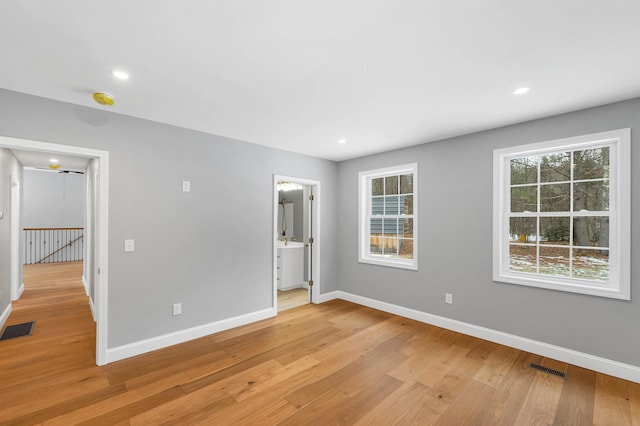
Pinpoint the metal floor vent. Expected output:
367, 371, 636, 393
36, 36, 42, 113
529, 363, 568, 379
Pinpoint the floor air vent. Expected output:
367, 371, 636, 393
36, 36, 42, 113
529, 363, 567, 379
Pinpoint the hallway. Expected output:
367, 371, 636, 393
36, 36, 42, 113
0, 262, 96, 421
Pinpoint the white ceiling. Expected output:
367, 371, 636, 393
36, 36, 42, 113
11, 149, 89, 173
2, 1, 639, 162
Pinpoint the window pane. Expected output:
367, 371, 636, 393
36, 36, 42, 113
511, 186, 537, 212
509, 245, 536, 273
573, 248, 609, 281
370, 236, 382, 254
400, 174, 413, 194
539, 246, 569, 276
540, 183, 570, 212
511, 156, 538, 185
370, 218, 382, 235
574, 147, 609, 180
573, 181, 609, 211
372, 178, 384, 196
398, 239, 413, 259
573, 216, 609, 248
385, 195, 400, 215
383, 218, 398, 235
401, 195, 413, 215
371, 197, 383, 215
540, 152, 570, 183
509, 217, 537, 243
385, 175, 399, 195
540, 217, 570, 244
402, 218, 413, 238
383, 234, 398, 256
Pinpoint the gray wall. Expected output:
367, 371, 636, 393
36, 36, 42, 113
0, 89, 338, 348
0, 148, 22, 317
337, 97, 639, 366
22, 168, 84, 228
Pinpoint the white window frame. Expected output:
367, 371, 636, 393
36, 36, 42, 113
493, 129, 631, 300
359, 163, 418, 270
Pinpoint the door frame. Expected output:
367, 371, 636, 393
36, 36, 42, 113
273, 175, 321, 308
0, 136, 109, 366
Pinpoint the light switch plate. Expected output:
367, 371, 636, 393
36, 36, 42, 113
182, 180, 191, 192
124, 239, 135, 252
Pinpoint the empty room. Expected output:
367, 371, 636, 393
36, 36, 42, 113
1, 1, 639, 424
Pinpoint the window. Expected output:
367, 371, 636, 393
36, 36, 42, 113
493, 129, 630, 299
359, 163, 417, 270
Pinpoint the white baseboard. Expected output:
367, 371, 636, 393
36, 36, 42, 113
335, 291, 640, 384
16, 282, 24, 300
88, 297, 96, 322
82, 275, 90, 296
0, 304, 12, 330
105, 307, 276, 364
316, 290, 339, 304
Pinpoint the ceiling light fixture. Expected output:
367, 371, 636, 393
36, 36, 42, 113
49, 158, 59, 164
93, 92, 114, 106
338, 139, 347, 144
112, 70, 129, 80
277, 182, 303, 192
513, 87, 531, 95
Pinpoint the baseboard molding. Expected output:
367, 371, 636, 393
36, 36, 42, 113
316, 290, 339, 304
82, 275, 90, 296
335, 291, 640, 384
105, 307, 276, 364
0, 304, 12, 330
16, 282, 24, 300
88, 297, 96, 322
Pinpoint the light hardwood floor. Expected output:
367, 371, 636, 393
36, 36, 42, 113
277, 288, 309, 312
1, 262, 639, 425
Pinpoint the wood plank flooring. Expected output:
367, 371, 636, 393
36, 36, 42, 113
1, 262, 639, 425
277, 288, 308, 312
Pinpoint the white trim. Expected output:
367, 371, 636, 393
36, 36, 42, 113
0, 136, 109, 365
9, 176, 20, 301
273, 175, 321, 307
492, 129, 631, 300
316, 291, 339, 303
17, 283, 24, 299
82, 275, 90, 296
359, 163, 418, 270
336, 290, 640, 384
106, 307, 275, 363
88, 297, 96, 322
0, 304, 12, 330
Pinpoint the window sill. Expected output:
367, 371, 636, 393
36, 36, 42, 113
359, 256, 418, 271
493, 272, 629, 300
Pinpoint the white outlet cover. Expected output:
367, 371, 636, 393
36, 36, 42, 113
124, 239, 135, 252
182, 180, 191, 192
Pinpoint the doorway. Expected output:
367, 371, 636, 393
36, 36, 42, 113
0, 135, 109, 365
273, 175, 321, 312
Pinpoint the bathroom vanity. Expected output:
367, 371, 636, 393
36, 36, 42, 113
276, 241, 305, 290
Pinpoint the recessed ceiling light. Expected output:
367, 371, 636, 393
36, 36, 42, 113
49, 158, 59, 164
513, 87, 530, 95
112, 70, 129, 80
338, 139, 347, 144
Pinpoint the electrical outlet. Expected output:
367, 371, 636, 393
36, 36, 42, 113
182, 181, 191, 192
172, 303, 182, 316
445, 293, 453, 304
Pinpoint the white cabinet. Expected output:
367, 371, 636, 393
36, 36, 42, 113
277, 245, 305, 290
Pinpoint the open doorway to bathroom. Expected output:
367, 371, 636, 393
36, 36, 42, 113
273, 175, 320, 312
